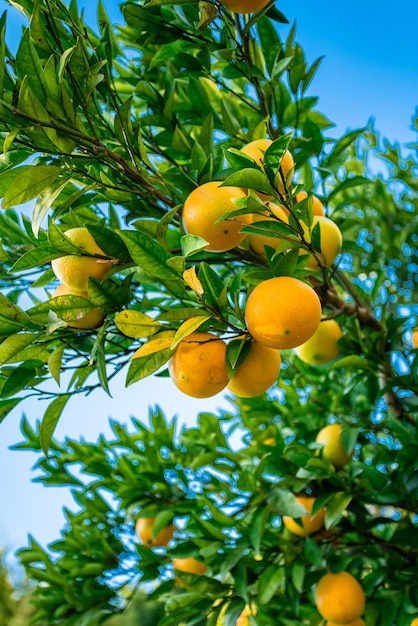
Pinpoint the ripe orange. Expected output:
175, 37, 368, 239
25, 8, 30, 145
282, 496, 325, 537
410, 619, 418, 626
315, 571, 365, 624
294, 319, 343, 365
248, 203, 289, 257
412, 328, 418, 349
219, 0, 272, 13
241, 139, 294, 196
51, 227, 113, 291
135, 517, 175, 547
227, 340, 281, 397
245, 276, 322, 350
327, 620, 365, 626
236, 605, 256, 625
169, 332, 229, 398
182, 181, 250, 252
300, 216, 343, 270
172, 557, 208, 575
316, 424, 354, 468
296, 191, 325, 217
52, 284, 105, 330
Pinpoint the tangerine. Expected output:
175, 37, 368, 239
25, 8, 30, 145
296, 191, 325, 217
248, 203, 289, 257
135, 517, 175, 547
182, 181, 250, 252
316, 424, 354, 468
282, 496, 325, 537
300, 216, 342, 270
315, 571, 365, 624
245, 276, 322, 350
227, 339, 281, 397
169, 332, 229, 398
172, 557, 208, 575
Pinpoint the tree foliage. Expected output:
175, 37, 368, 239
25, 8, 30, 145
0, 0, 417, 625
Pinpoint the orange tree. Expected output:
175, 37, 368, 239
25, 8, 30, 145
0, 0, 417, 625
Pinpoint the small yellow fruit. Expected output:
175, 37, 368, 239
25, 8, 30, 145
410, 619, 418, 626
51, 227, 113, 291
296, 191, 325, 217
169, 332, 230, 398
135, 517, 175, 547
315, 571, 365, 624
219, 0, 272, 14
282, 496, 325, 537
245, 276, 322, 350
52, 284, 105, 330
316, 424, 353, 468
248, 203, 289, 257
236, 605, 256, 625
411, 328, 418, 349
172, 557, 208, 575
182, 181, 250, 252
294, 319, 343, 365
227, 340, 281, 398
300, 216, 342, 270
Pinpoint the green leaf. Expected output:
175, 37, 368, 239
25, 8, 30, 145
118, 229, 181, 283
1, 362, 37, 398
330, 355, 373, 371
180, 234, 209, 257
47, 343, 65, 385
0, 397, 23, 424
2, 165, 62, 209
39, 394, 71, 456
11, 246, 60, 272
32, 181, 70, 238
114, 310, 162, 339
198, 262, 227, 311
27, 295, 94, 325
324, 492, 352, 529
170, 316, 211, 350
126, 349, 173, 386
267, 489, 310, 516
258, 564, 285, 604
0, 333, 37, 366
221, 169, 274, 195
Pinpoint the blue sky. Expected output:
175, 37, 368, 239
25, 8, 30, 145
0, 0, 417, 571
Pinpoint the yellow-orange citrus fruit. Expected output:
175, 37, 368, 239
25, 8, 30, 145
51, 227, 113, 291
412, 328, 418, 348
410, 619, 418, 626
172, 557, 208, 575
236, 605, 256, 625
296, 191, 326, 217
316, 424, 354, 468
315, 571, 365, 624
135, 517, 175, 547
245, 276, 322, 350
325, 617, 366, 626
282, 496, 325, 537
182, 181, 250, 252
169, 332, 229, 398
274, 150, 295, 194
227, 340, 281, 397
248, 203, 289, 257
300, 216, 343, 270
241, 139, 294, 195
219, 0, 272, 14
294, 319, 343, 365
52, 284, 105, 330
241, 138, 272, 166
